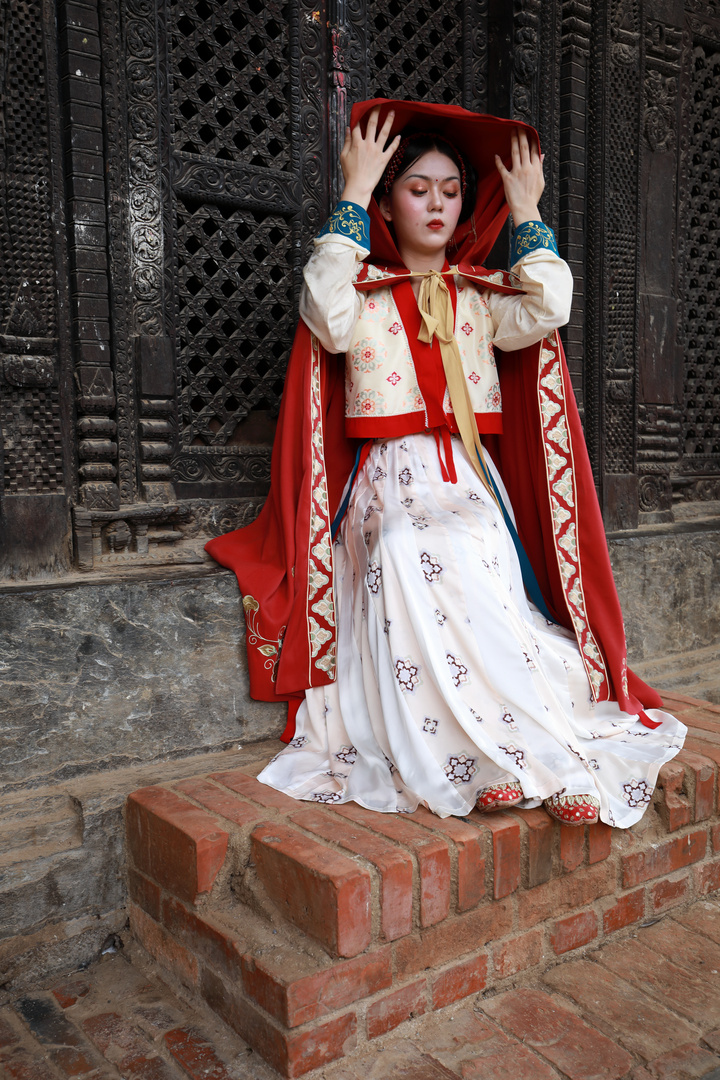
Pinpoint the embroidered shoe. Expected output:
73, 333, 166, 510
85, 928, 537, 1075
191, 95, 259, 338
544, 792, 600, 826
477, 781, 523, 812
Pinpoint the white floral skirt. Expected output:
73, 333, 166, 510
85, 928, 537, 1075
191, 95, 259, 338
258, 433, 686, 827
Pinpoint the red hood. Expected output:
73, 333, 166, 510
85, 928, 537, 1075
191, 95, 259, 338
350, 98, 539, 267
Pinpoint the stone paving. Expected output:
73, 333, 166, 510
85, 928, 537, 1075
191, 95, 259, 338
1, 896, 720, 1080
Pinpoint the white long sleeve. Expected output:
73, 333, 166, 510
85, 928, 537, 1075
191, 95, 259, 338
485, 249, 573, 351
299, 234, 369, 354
300, 235, 573, 355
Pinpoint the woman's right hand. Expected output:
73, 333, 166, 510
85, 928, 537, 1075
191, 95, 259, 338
339, 107, 401, 209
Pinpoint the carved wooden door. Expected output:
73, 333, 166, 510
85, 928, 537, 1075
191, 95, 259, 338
158, 0, 492, 509
4, 0, 720, 579
0, 0, 72, 576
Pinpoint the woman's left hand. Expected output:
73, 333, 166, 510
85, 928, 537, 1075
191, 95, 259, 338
495, 129, 545, 225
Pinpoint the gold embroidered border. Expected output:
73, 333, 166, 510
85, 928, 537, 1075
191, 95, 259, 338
537, 331, 609, 701
306, 335, 336, 682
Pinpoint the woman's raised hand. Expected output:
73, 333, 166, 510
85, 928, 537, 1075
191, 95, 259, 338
494, 128, 545, 226
340, 108, 402, 209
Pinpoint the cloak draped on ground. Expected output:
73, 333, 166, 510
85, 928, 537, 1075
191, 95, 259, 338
205, 99, 663, 740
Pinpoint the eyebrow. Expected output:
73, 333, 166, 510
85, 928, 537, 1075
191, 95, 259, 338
404, 173, 461, 182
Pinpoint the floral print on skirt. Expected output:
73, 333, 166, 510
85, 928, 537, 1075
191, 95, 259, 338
258, 433, 686, 827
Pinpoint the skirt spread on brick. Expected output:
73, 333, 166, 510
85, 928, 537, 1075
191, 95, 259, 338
258, 433, 686, 826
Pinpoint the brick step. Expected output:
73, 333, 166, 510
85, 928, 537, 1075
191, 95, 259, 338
125, 701, 720, 1077
4, 900, 720, 1080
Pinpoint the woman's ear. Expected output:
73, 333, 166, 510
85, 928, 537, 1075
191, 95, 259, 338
378, 194, 393, 223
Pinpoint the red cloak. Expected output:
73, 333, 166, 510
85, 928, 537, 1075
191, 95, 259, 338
206, 99, 663, 740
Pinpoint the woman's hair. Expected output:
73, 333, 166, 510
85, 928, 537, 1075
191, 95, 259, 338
375, 131, 477, 224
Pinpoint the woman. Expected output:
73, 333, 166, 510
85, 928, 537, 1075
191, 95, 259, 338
206, 99, 685, 828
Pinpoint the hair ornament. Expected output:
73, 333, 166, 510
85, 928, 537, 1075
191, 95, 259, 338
382, 132, 467, 200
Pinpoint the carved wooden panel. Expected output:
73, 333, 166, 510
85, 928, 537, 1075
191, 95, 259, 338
677, 27, 720, 501
164, 0, 326, 497
7, 0, 720, 579
0, 0, 61, 497
366, 0, 466, 103
0, 0, 73, 576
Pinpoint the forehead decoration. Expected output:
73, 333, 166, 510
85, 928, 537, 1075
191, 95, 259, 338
382, 133, 467, 200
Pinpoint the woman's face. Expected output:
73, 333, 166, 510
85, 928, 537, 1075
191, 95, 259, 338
379, 149, 463, 263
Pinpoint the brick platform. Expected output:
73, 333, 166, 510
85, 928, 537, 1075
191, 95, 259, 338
1, 903, 719, 1080
123, 691, 720, 1077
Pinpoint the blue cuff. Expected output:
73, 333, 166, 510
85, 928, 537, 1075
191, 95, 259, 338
511, 220, 559, 264
317, 201, 371, 248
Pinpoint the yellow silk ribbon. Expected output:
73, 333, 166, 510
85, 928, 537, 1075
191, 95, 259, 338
414, 268, 500, 506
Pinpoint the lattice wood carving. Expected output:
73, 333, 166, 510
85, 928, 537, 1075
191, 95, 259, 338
166, 0, 324, 494
681, 42, 720, 465
365, 0, 465, 102
0, 0, 62, 498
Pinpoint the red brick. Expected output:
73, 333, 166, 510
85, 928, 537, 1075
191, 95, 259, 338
407, 806, 486, 911
482, 988, 633, 1079
201, 967, 356, 1077
0, 1049, 59, 1080
161, 897, 243, 983
551, 909, 597, 954
417, 1009, 558, 1079
83, 1012, 144, 1057
646, 1042, 720, 1080
544, 959, 699, 1057
492, 929, 544, 979
241, 947, 392, 1028
366, 980, 427, 1039
126, 787, 228, 904
560, 823, 584, 873
112, 1056, 176, 1080
649, 874, 690, 913
695, 857, 720, 895
661, 690, 718, 713
251, 822, 371, 958
13, 998, 97, 1078
129, 903, 198, 989
598, 936, 720, 1028
290, 806, 413, 941
685, 739, 720, 769
432, 954, 487, 1009
704, 1027, 720, 1054
133, 1007, 181, 1037
335, 803, 451, 927
128, 869, 161, 922
471, 811, 520, 898
622, 829, 707, 887
603, 888, 645, 934
51, 979, 90, 1010
674, 902, 720, 944
588, 822, 612, 864
514, 808, 553, 888
677, 749, 716, 822
174, 777, 264, 828
638, 917, 720, 977
712, 822, 720, 854
0, 1016, 18, 1048
394, 899, 513, 979
209, 769, 300, 812
518, 861, 615, 928
656, 760, 691, 831
164, 1028, 233, 1080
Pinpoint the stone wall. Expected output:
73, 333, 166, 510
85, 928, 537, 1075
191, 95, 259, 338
610, 523, 720, 664
0, 568, 284, 790
1, 519, 718, 795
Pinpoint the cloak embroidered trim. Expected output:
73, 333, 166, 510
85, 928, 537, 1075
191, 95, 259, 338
511, 221, 559, 262
317, 201, 371, 248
